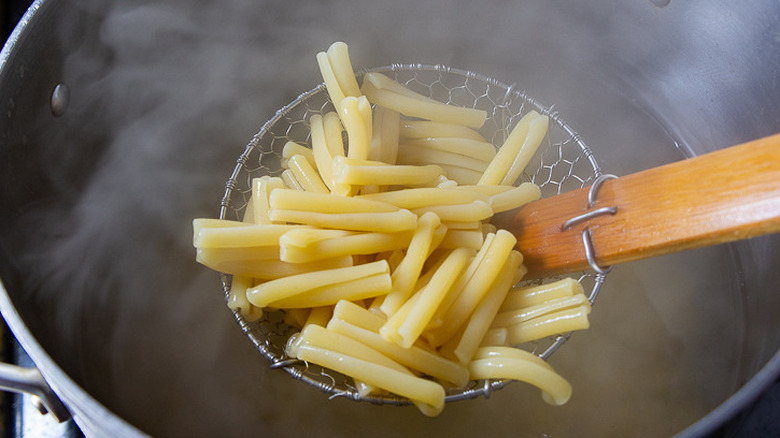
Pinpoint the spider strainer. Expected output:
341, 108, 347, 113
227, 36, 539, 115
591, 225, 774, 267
218, 64, 608, 405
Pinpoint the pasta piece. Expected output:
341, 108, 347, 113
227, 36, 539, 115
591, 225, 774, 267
440, 164, 484, 185
427, 232, 496, 331
305, 305, 334, 327
287, 154, 329, 193
438, 229, 484, 250
269, 188, 399, 214
500, 278, 584, 311
269, 208, 418, 233
369, 106, 400, 164
491, 294, 591, 328
332, 155, 444, 187
227, 275, 263, 322
357, 187, 489, 209
281, 169, 304, 190
316, 51, 346, 109
500, 115, 549, 186
267, 273, 392, 308
478, 111, 549, 186
396, 144, 490, 173
426, 230, 518, 346
193, 222, 301, 248
284, 308, 310, 329
400, 137, 497, 163
361, 79, 486, 129
442, 251, 523, 364
280, 230, 414, 263
290, 326, 445, 416
251, 176, 285, 224
479, 327, 508, 347
489, 183, 542, 214
341, 96, 372, 161
452, 184, 514, 196
328, 306, 469, 386
380, 212, 442, 315
400, 120, 487, 142
394, 247, 474, 348
204, 256, 353, 280
325, 42, 361, 98
506, 305, 591, 345
311, 114, 338, 192
282, 141, 316, 169
196, 246, 279, 267
278, 228, 354, 248
246, 260, 388, 307
469, 346, 572, 405
410, 200, 493, 223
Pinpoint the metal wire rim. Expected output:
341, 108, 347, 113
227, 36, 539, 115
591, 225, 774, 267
218, 63, 609, 406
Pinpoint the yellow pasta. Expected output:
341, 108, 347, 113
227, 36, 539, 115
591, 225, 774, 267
269, 208, 418, 233
280, 230, 413, 263
192, 222, 300, 248
380, 212, 442, 315
282, 141, 316, 169
400, 120, 487, 142
426, 230, 518, 346
506, 305, 591, 345
310, 114, 339, 193
227, 275, 263, 322
209, 256, 353, 280
332, 155, 444, 187
469, 346, 572, 406
400, 137, 497, 163
328, 303, 469, 386
361, 79, 486, 129
491, 294, 590, 329
358, 187, 488, 209
443, 251, 523, 364
427, 232, 496, 331
394, 247, 474, 349
251, 176, 285, 224
369, 106, 401, 164
287, 154, 329, 193
298, 340, 444, 416
438, 229, 484, 250
269, 188, 399, 214
341, 96, 372, 161
281, 169, 304, 190
478, 111, 549, 186
325, 41, 361, 98
305, 305, 334, 327
267, 273, 392, 308
500, 277, 584, 311
410, 200, 493, 223
246, 260, 388, 307
489, 183, 542, 213
316, 51, 346, 109
480, 327, 508, 347
396, 144, 490, 173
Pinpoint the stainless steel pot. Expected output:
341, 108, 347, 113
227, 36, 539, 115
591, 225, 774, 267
1, 0, 778, 436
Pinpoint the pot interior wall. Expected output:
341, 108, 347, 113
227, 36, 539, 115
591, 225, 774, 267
1, 1, 779, 437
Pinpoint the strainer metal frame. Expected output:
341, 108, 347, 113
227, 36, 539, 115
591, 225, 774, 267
217, 64, 608, 406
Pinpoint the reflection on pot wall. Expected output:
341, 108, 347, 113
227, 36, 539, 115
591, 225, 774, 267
0, 0, 779, 437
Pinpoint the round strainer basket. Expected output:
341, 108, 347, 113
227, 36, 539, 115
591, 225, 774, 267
218, 64, 608, 405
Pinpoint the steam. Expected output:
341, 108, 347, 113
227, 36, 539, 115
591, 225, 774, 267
7, 1, 755, 437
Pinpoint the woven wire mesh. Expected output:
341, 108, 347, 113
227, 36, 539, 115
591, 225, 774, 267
218, 64, 607, 405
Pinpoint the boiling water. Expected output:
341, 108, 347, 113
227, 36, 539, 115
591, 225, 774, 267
2, 0, 756, 437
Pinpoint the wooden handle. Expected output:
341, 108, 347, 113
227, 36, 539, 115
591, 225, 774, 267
492, 133, 780, 278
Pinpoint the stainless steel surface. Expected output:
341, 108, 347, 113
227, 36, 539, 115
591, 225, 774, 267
0, 0, 778, 437
0, 362, 70, 422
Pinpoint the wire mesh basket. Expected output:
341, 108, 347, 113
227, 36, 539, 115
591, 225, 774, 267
218, 64, 607, 405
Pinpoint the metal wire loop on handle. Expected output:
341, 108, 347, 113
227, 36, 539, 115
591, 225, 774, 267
561, 174, 618, 274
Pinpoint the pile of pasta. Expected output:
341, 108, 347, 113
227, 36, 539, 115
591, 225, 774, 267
193, 42, 592, 416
